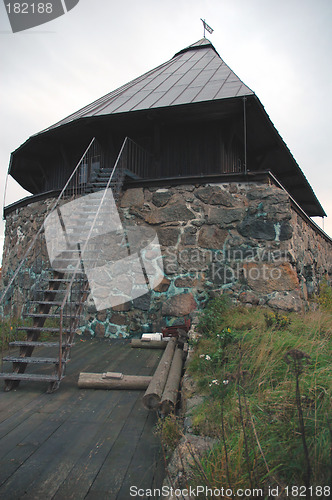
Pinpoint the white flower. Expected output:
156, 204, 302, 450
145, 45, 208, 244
205, 355, 211, 361
212, 379, 219, 385
223, 380, 229, 385
199, 354, 205, 358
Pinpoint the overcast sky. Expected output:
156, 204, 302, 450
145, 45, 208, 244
0, 0, 331, 263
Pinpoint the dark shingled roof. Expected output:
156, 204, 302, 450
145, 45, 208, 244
41, 38, 254, 133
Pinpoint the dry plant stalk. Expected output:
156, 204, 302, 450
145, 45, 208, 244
284, 349, 312, 499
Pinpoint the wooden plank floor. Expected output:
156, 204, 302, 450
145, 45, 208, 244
0, 339, 165, 499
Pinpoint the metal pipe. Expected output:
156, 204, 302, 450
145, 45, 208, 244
243, 96, 247, 175
59, 308, 63, 378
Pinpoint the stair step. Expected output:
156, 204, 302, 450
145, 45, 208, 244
84, 187, 113, 191
51, 250, 96, 254
0, 373, 63, 382
49, 264, 85, 268
35, 289, 81, 295
64, 221, 109, 226
48, 269, 82, 273
77, 200, 112, 204
9, 341, 74, 347
47, 279, 84, 284
45, 281, 86, 287
77, 194, 107, 198
65, 217, 109, 222
30, 301, 82, 306
49, 278, 83, 283
50, 259, 96, 263
73, 209, 109, 214
88, 178, 109, 182
89, 177, 112, 182
3, 356, 66, 364
73, 210, 109, 213
23, 313, 79, 319
16, 327, 71, 333
87, 182, 113, 186
50, 258, 83, 262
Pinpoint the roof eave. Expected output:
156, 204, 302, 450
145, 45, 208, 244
250, 95, 326, 218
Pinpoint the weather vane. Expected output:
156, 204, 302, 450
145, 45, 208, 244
200, 19, 214, 38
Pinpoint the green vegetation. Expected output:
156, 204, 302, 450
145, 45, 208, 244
0, 317, 60, 351
186, 287, 332, 497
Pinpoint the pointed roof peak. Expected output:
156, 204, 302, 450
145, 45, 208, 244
173, 38, 219, 58
38, 37, 254, 135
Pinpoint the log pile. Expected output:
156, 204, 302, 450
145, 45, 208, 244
142, 333, 187, 415
78, 328, 188, 415
160, 346, 184, 415
142, 338, 176, 410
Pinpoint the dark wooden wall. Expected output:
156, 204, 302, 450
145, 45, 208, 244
155, 121, 244, 178
38, 118, 245, 192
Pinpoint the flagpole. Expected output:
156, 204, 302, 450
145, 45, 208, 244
201, 18, 206, 38
201, 18, 214, 38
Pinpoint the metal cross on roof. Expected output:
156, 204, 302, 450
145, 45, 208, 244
200, 18, 214, 38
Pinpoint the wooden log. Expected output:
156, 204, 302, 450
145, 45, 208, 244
130, 339, 168, 349
142, 337, 176, 410
160, 346, 184, 415
78, 372, 152, 390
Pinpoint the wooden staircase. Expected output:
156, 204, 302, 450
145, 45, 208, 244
0, 252, 89, 392
0, 137, 138, 392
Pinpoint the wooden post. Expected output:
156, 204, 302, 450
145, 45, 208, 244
78, 373, 152, 390
142, 337, 176, 410
130, 339, 168, 349
160, 346, 184, 415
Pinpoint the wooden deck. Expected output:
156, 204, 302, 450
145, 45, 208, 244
0, 339, 165, 499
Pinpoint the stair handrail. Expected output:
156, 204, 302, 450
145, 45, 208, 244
0, 138, 96, 307
58, 136, 129, 374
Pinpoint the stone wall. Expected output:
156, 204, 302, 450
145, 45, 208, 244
1, 179, 332, 337
289, 209, 332, 299
2, 198, 54, 281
